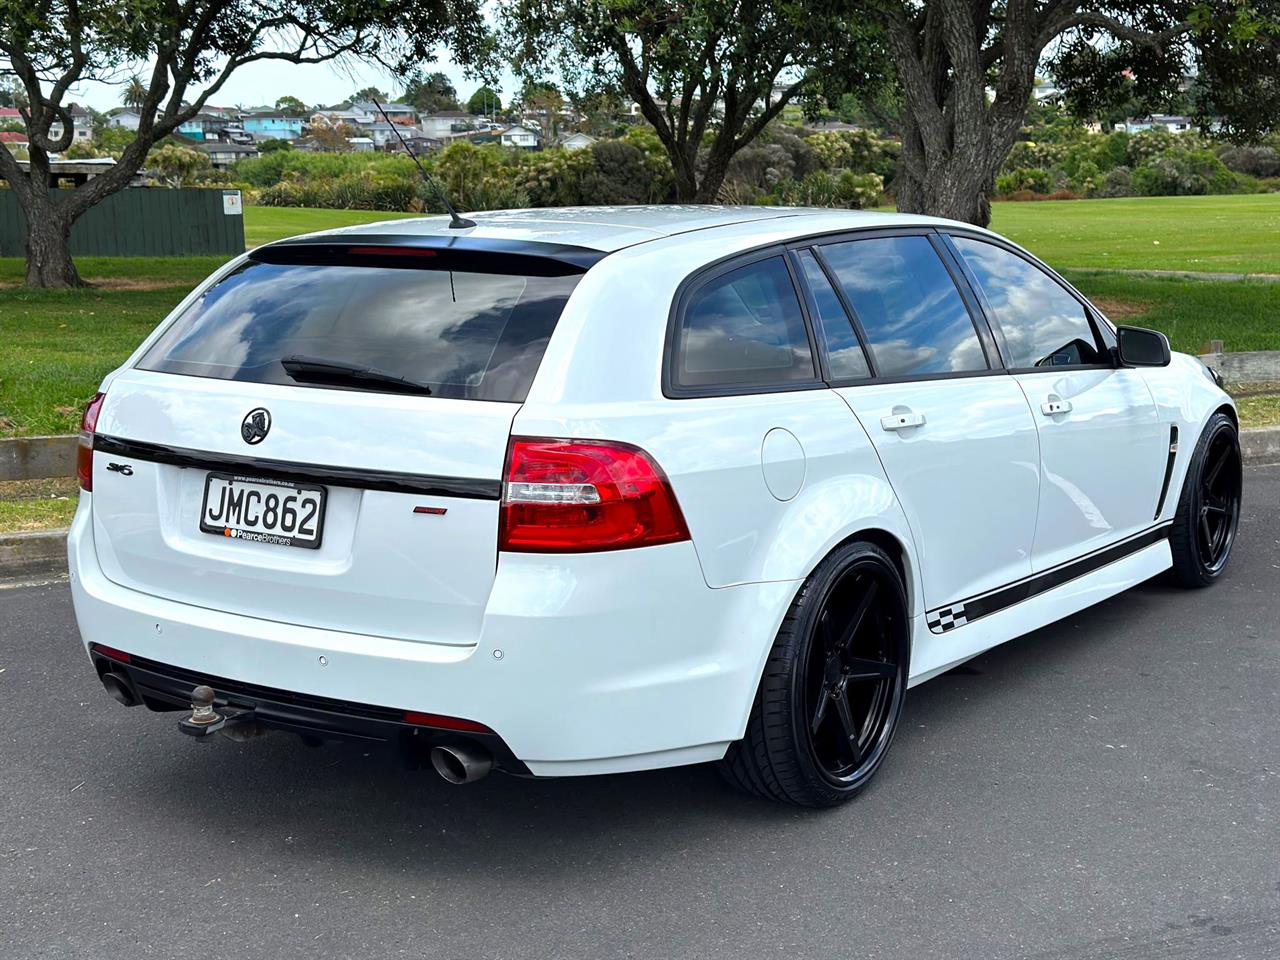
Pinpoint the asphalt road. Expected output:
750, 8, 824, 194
3, 465, 1278, 960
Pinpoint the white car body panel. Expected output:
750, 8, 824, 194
1014, 367, 1167, 571
68, 205, 1236, 776
833, 377, 1041, 609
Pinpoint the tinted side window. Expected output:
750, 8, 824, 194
674, 256, 816, 390
953, 237, 1105, 369
819, 236, 988, 378
794, 249, 870, 380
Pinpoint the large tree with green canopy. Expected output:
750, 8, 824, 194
502, 0, 889, 203
851, 0, 1280, 225
0, 0, 489, 287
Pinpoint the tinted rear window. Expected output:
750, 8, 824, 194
138, 259, 582, 402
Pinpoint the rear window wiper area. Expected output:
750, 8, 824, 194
280, 356, 434, 396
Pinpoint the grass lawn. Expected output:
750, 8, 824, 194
0, 478, 78, 534
241, 207, 419, 248
989, 193, 1280, 275
1064, 271, 1280, 355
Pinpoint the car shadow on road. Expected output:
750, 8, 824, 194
108, 571, 1202, 877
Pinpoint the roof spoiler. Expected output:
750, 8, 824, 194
250, 234, 606, 277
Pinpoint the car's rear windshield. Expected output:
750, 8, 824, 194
137, 254, 583, 402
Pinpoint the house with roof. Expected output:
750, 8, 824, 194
555, 131, 596, 151
420, 111, 481, 139
499, 125, 540, 149
0, 130, 30, 152
350, 99, 417, 125
242, 112, 305, 141
37, 103, 93, 144
383, 135, 442, 156
1119, 114, 1195, 134
177, 113, 227, 141
196, 140, 260, 168
310, 105, 366, 128
107, 109, 144, 131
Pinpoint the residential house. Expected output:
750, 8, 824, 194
348, 136, 375, 152
420, 110, 481, 139
241, 112, 305, 141
197, 140, 260, 168
107, 109, 143, 130
311, 105, 366, 128
177, 113, 226, 141
0, 131, 29, 152
499, 125, 539, 149
384, 136, 442, 156
47, 103, 92, 144
1120, 114, 1195, 134
364, 121, 413, 149
351, 99, 417, 125
555, 131, 596, 151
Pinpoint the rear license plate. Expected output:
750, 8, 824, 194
199, 473, 327, 549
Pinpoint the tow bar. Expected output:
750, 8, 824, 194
178, 685, 266, 741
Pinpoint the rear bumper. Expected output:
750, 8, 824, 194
90, 645, 529, 774
68, 495, 798, 776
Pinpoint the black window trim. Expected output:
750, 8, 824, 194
787, 226, 1006, 389
939, 230, 1119, 376
662, 244, 827, 400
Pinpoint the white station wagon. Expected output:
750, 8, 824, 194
70, 206, 1242, 806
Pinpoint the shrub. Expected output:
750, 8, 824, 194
1216, 144, 1280, 178
583, 140, 657, 204
1097, 166, 1134, 198
996, 167, 1054, 194
773, 170, 882, 209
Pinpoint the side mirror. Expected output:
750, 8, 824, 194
1116, 325, 1171, 367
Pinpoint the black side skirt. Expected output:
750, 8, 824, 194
926, 524, 1171, 634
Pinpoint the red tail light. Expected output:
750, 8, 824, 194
77, 392, 106, 491
499, 437, 690, 553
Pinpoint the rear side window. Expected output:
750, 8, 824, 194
952, 237, 1106, 369
818, 236, 988, 378
138, 258, 582, 402
794, 249, 870, 381
673, 255, 816, 391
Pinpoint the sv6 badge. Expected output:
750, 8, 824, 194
106, 462, 133, 476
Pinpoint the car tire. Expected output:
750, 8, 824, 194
719, 541, 910, 807
1168, 411, 1243, 588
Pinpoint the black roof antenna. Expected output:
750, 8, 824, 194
371, 96, 475, 229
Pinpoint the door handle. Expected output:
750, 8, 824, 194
1040, 398, 1073, 416
881, 411, 926, 432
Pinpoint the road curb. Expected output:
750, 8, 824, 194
0, 530, 68, 585
2, 427, 1278, 584
1240, 424, 1280, 465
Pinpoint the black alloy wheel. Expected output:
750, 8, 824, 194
804, 562, 904, 786
720, 541, 910, 807
1170, 411, 1242, 587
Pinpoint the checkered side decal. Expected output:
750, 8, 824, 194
926, 604, 968, 634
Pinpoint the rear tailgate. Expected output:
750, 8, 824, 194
87, 242, 589, 646
91, 370, 511, 645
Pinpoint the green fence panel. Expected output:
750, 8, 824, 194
0, 188, 245, 257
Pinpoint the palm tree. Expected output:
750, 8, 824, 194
122, 75, 147, 111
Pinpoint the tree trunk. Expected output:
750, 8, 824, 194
694, 148, 732, 203
670, 159, 700, 203
19, 190, 84, 288
894, 107, 997, 227
895, 155, 994, 226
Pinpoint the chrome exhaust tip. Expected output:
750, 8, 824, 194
430, 743, 494, 784
100, 670, 139, 707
